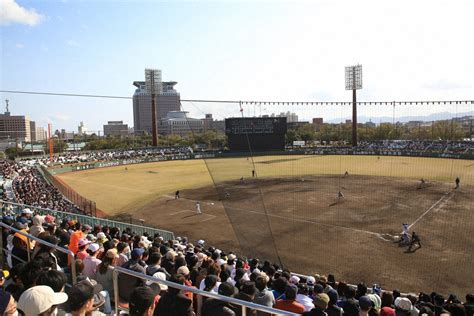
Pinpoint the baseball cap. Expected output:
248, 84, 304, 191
359, 296, 374, 310
78, 238, 91, 248
131, 247, 145, 259
177, 266, 190, 276
285, 284, 298, 300
105, 248, 119, 259
395, 297, 412, 311
18, 285, 68, 315
44, 214, 55, 223
380, 307, 396, 316
314, 293, 330, 310
289, 275, 300, 285
88, 243, 100, 253
22, 208, 33, 214
146, 272, 168, 291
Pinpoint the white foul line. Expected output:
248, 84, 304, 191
408, 190, 454, 230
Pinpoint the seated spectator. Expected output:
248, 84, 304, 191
253, 273, 275, 315
274, 284, 305, 314
342, 286, 360, 316
297, 283, 315, 312
433, 295, 448, 316
326, 289, 343, 316
36, 270, 68, 292
67, 280, 105, 316
202, 282, 237, 316
465, 294, 474, 316
359, 296, 373, 316
154, 274, 194, 316
82, 243, 101, 278
304, 293, 330, 316
394, 297, 413, 316
129, 286, 157, 316
94, 248, 118, 299
17, 285, 68, 316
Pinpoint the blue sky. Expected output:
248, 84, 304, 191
1, 0, 473, 132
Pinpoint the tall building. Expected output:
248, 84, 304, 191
29, 121, 36, 142
0, 111, 31, 142
78, 121, 87, 135
132, 72, 180, 134
103, 121, 129, 137
158, 111, 203, 136
36, 127, 47, 141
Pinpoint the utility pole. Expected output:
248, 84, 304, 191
145, 69, 162, 147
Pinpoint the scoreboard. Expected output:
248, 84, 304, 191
225, 117, 287, 152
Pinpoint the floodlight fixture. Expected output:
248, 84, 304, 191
145, 68, 162, 94
345, 64, 363, 147
345, 64, 362, 90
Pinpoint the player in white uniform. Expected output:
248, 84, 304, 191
196, 201, 202, 215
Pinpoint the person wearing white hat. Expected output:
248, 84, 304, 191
17, 285, 68, 316
82, 243, 101, 278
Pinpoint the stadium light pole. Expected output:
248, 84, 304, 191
345, 65, 362, 147
145, 69, 162, 147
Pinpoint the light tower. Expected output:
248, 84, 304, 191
145, 69, 162, 147
345, 64, 362, 147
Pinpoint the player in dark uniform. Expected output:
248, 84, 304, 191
455, 177, 460, 189
175, 190, 180, 199
252, 170, 255, 177
408, 231, 421, 251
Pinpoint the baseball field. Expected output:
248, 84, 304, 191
57, 155, 474, 294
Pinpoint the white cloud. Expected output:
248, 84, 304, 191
66, 40, 80, 47
15, 43, 24, 48
0, 0, 44, 26
54, 113, 71, 122
423, 79, 471, 91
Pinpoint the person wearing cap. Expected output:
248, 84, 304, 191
17, 285, 68, 316
67, 280, 104, 316
154, 274, 194, 316
274, 284, 305, 314
177, 265, 195, 301
16, 208, 33, 224
76, 238, 91, 260
82, 243, 102, 278
30, 214, 46, 237
0, 270, 17, 315
297, 283, 315, 312
118, 247, 146, 303
394, 297, 413, 316
201, 282, 237, 316
129, 286, 157, 316
304, 293, 330, 316
358, 296, 374, 316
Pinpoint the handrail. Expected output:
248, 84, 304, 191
0, 200, 175, 241
112, 266, 300, 316
0, 221, 77, 284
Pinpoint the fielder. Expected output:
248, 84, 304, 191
196, 201, 202, 215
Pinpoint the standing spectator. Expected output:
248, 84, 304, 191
154, 274, 194, 316
274, 284, 305, 314
69, 223, 84, 255
17, 285, 68, 316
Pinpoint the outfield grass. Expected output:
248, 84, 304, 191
57, 155, 474, 214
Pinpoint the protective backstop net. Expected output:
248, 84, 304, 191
182, 100, 474, 294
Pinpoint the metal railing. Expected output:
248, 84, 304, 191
0, 221, 77, 284
0, 200, 175, 241
112, 266, 300, 316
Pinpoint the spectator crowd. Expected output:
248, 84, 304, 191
0, 207, 473, 316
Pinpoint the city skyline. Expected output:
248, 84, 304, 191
1, 0, 473, 131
